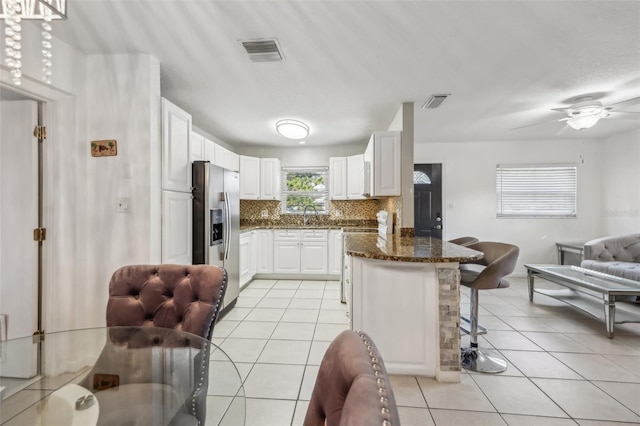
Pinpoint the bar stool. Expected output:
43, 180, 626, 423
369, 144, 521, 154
459, 241, 519, 373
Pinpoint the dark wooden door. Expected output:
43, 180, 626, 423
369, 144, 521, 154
414, 164, 442, 238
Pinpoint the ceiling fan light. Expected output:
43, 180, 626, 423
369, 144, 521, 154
567, 115, 600, 130
276, 119, 309, 139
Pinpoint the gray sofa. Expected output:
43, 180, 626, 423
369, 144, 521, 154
581, 233, 640, 282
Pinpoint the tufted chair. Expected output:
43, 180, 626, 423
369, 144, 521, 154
105, 264, 228, 339
459, 242, 519, 373
304, 330, 400, 426
80, 264, 227, 426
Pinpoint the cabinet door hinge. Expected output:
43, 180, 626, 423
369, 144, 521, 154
33, 330, 45, 343
33, 125, 47, 140
33, 228, 47, 242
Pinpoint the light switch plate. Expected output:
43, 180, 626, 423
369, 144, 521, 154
261, 209, 269, 218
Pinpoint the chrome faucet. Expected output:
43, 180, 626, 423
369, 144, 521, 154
303, 205, 318, 226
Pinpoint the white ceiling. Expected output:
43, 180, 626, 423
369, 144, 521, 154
50, 0, 640, 147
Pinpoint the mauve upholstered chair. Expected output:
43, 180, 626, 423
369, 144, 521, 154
104, 264, 227, 339
304, 330, 400, 426
80, 264, 227, 426
459, 242, 519, 373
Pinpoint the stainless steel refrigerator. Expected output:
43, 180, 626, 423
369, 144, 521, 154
192, 161, 240, 311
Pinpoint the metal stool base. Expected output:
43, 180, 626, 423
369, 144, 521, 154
461, 347, 507, 373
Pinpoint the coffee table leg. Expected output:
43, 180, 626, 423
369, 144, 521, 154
604, 296, 615, 339
527, 270, 534, 301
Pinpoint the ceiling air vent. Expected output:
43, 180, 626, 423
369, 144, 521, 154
422, 94, 450, 109
241, 38, 283, 62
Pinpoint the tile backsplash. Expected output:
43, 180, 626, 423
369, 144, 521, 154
240, 199, 386, 227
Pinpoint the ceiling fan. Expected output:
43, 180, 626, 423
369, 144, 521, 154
514, 95, 640, 131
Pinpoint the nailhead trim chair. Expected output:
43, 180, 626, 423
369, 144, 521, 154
304, 330, 400, 426
459, 242, 519, 373
81, 264, 227, 426
106, 264, 227, 339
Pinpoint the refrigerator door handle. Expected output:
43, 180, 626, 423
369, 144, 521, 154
224, 191, 231, 260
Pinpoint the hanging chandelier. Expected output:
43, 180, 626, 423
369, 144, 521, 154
1, 0, 67, 86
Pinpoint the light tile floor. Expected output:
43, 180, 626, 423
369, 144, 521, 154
218, 277, 640, 426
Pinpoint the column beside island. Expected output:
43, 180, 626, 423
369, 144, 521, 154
344, 234, 483, 383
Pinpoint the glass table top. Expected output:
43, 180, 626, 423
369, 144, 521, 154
0, 326, 245, 425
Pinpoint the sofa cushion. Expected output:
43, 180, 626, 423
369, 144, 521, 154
581, 260, 640, 282
583, 234, 640, 263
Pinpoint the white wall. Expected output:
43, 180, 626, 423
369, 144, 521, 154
414, 138, 603, 275
600, 128, 640, 235
235, 143, 366, 167
2, 24, 164, 333
40, 53, 161, 332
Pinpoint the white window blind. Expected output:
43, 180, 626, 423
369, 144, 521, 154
281, 167, 329, 214
496, 164, 577, 218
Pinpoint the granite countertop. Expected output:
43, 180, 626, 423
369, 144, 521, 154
344, 234, 484, 263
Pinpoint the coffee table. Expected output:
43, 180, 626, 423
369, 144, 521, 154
525, 264, 640, 338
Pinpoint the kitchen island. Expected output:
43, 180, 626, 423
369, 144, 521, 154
344, 234, 483, 382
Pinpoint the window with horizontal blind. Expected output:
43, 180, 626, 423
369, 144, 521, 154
496, 164, 577, 218
281, 167, 329, 214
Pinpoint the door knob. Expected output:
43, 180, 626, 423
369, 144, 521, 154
433, 224, 442, 230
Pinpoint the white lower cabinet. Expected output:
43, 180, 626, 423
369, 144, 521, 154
240, 231, 255, 286
274, 241, 301, 273
250, 231, 257, 277
328, 230, 342, 275
273, 229, 328, 274
300, 242, 328, 274
255, 230, 273, 274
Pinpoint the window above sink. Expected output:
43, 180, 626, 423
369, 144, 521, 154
282, 167, 329, 215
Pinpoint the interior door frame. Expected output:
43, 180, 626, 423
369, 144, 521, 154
0, 89, 43, 385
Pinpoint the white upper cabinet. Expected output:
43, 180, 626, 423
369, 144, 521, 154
161, 98, 192, 192
214, 144, 239, 172
240, 156, 282, 200
260, 158, 281, 200
330, 155, 365, 200
191, 132, 205, 163
329, 157, 347, 200
364, 131, 401, 197
204, 137, 216, 163
239, 155, 261, 199
346, 154, 365, 199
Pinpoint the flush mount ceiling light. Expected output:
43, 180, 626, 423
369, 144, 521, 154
1, 0, 67, 86
276, 119, 309, 140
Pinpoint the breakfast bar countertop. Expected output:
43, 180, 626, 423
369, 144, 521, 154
344, 233, 484, 263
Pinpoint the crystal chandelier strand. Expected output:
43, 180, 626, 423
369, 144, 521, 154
41, 7, 52, 83
3, 0, 23, 85
1, 0, 66, 86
